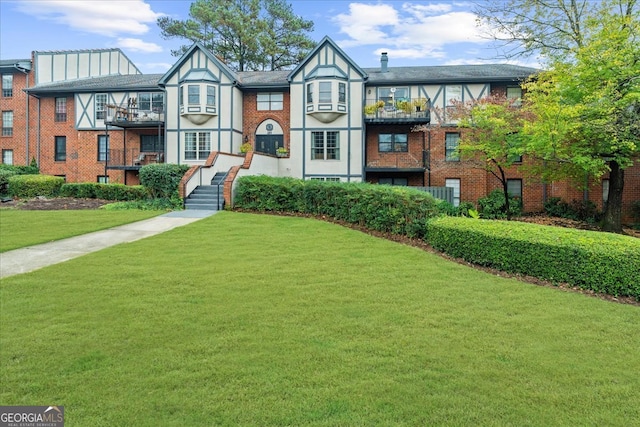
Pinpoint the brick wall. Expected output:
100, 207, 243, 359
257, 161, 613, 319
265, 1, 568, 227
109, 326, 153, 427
0, 70, 30, 165
242, 91, 291, 150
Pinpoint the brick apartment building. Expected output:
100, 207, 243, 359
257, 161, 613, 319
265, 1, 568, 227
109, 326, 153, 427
1, 36, 638, 220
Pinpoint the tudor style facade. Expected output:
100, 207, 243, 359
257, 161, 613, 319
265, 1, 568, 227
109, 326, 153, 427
1, 36, 638, 220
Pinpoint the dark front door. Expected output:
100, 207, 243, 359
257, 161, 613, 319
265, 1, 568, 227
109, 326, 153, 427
255, 135, 283, 156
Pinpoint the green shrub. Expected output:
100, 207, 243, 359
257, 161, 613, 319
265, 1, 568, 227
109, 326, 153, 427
0, 169, 17, 194
235, 176, 439, 239
544, 197, 600, 222
139, 163, 190, 199
478, 189, 522, 219
426, 216, 640, 299
0, 163, 40, 175
60, 183, 148, 201
7, 175, 64, 198
102, 196, 181, 211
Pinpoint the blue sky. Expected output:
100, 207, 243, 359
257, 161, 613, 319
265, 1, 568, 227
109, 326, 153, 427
0, 0, 533, 73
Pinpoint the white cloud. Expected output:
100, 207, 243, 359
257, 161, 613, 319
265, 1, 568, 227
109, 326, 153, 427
13, 0, 163, 37
116, 38, 162, 53
332, 2, 486, 61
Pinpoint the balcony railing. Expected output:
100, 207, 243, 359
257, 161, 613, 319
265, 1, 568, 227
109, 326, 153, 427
105, 104, 164, 127
106, 148, 164, 169
364, 98, 431, 123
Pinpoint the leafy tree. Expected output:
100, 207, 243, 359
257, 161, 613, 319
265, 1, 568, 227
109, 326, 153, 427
523, 13, 640, 232
157, 0, 314, 72
474, 0, 637, 61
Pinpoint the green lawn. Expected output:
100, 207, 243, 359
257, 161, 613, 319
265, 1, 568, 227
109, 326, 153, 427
0, 210, 163, 252
1, 212, 639, 426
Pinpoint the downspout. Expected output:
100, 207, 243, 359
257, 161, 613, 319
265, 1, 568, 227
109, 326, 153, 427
421, 130, 426, 186
427, 126, 432, 187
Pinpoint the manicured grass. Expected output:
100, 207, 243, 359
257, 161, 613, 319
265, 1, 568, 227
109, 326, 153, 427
0, 210, 163, 252
1, 212, 639, 426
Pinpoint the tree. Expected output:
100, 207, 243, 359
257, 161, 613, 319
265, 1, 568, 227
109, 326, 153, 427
523, 14, 640, 232
474, 0, 637, 62
157, 0, 314, 72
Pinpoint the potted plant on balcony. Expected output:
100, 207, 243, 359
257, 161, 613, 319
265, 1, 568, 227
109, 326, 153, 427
240, 142, 253, 156
412, 98, 428, 115
276, 146, 289, 158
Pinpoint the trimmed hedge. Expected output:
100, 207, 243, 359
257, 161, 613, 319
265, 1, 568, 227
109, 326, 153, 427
60, 183, 148, 201
139, 163, 190, 199
7, 175, 65, 198
426, 216, 640, 299
0, 164, 39, 175
235, 176, 439, 239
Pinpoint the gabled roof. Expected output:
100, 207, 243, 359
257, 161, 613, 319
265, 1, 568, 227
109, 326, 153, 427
25, 74, 164, 95
236, 70, 290, 89
158, 42, 238, 86
0, 58, 32, 73
287, 36, 367, 82
364, 64, 539, 85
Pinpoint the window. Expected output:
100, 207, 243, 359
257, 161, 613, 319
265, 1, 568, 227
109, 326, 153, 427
338, 83, 346, 103
138, 92, 163, 112
507, 179, 522, 199
311, 131, 339, 160
379, 177, 408, 186
445, 178, 461, 207
55, 136, 66, 161
310, 177, 341, 182
2, 111, 13, 136
603, 179, 609, 204
445, 133, 460, 161
378, 134, 408, 152
319, 82, 332, 103
97, 135, 109, 161
378, 87, 409, 109
206, 86, 216, 106
95, 94, 107, 120
140, 135, 164, 152
2, 74, 13, 97
184, 132, 210, 160
507, 87, 522, 106
98, 175, 109, 183
188, 85, 199, 104
179, 86, 184, 106
2, 149, 13, 165
55, 97, 67, 122
306, 83, 313, 103
257, 92, 283, 111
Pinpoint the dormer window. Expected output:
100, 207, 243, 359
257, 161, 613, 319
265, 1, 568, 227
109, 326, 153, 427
305, 65, 348, 123
179, 69, 218, 125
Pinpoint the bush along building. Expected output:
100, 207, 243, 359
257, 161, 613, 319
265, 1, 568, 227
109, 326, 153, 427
1, 36, 638, 220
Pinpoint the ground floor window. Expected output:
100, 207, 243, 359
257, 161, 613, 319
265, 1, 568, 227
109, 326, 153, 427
507, 179, 522, 200
311, 131, 339, 160
310, 177, 341, 182
2, 149, 13, 165
141, 134, 164, 152
55, 136, 66, 161
445, 178, 461, 207
184, 132, 211, 160
379, 177, 408, 186
98, 175, 109, 183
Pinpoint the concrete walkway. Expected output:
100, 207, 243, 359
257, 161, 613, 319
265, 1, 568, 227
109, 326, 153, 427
0, 210, 217, 279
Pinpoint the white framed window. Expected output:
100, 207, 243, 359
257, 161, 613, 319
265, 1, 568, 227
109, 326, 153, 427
257, 92, 283, 110
98, 175, 109, 183
507, 87, 522, 106
310, 177, 341, 182
306, 83, 313, 103
184, 132, 211, 160
188, 85, 200, 104
95, 94, 107, 120
319, 82, 332, 103
97, 135, 109, 162
55, 97, 67, 122
445, 133, 460, 161
2, 149, 13, 165
445, 178, 461, 207
338, 83, 346, 103
206, 86, 216, 106
311, 131, 339, 160
2, 111, 13, 136
2, 74, 13, 97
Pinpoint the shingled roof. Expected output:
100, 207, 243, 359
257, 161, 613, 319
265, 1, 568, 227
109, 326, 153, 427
364, 64, 539, 84
25, 74, 165, 94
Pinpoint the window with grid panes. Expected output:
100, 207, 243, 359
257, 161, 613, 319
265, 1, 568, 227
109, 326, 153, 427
2, 111, 13, 136
95, 94, 107, 120
2, 75, 13, 97
257, 92, 283, 110
311, 131, 339, 160
55, 97, 67, 122
445, 133, 460, 161
184, 132, 210, 160
55, 136, 66, 161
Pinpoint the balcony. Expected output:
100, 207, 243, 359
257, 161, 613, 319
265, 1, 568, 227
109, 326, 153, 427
105, 104, 164, 129
105, 148, 164, 170
365, 151, 427, 172
364, 98, 431, 124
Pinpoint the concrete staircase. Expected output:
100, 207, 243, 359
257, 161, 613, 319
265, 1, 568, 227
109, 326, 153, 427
184, 172, 226, 210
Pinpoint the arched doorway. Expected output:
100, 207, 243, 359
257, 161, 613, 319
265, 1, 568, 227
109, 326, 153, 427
255, 119, 284, 156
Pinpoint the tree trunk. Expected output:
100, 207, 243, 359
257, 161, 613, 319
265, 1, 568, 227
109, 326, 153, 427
498, 165, 511, 220
602, 160, 624, 233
